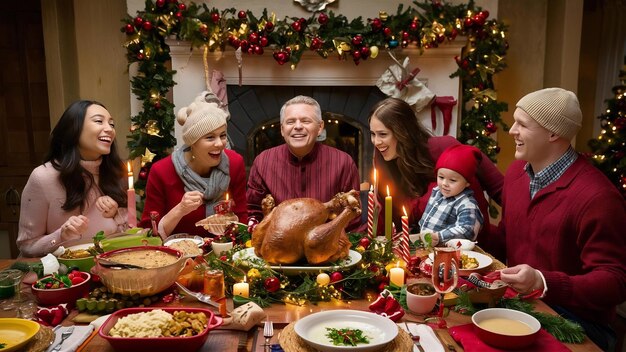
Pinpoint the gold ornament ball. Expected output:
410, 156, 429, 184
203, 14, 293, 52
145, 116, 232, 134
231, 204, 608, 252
316, 273, 331, 286
370, 46, 379, 59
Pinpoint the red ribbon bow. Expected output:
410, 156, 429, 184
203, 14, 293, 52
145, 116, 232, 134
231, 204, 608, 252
36, 303, 69, 326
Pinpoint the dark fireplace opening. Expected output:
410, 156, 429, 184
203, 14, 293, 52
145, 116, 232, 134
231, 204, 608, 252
226, 85, 386, 181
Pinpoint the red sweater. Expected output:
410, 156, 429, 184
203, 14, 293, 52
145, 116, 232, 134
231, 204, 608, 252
139, 149, 247, 236
375, 136, 503, 240
502, 157, 626, 323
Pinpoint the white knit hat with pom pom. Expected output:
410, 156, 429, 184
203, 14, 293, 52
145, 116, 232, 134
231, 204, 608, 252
177, 91, 228, 146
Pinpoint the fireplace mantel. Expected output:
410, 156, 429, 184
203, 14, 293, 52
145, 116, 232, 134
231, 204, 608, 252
157, 40, 465, 146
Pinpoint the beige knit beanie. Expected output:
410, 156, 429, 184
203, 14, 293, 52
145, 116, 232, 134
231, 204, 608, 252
177, 92, 228, 146
515, 88, 582, 140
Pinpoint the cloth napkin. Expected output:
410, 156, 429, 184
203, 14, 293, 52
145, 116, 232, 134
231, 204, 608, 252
36, 304, 69, 326
368, 289, 405, 321
398, 323, 444, 352
219, 302, 266, 331
46, 325, 94, 352
449, 323, 570, 352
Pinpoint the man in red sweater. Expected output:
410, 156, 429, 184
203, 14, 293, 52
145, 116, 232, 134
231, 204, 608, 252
498, 88, 626, 351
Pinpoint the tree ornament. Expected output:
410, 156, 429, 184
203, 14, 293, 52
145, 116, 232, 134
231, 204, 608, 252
145, 120, 162, 137
211, 12, 220, 24
264, 277, 280, 292
124, 24, 135, 34
178, 3, 186, 11
199, 24, 208, 35
310, 37, 323, 50
369, 46, 379, 59
139, 168, 148, 180
351, 35, 363, 46
409, 21, 419, 32
141, 148, 157, 166
142, 21, 153, 31
463, 17, 473, 29
133, 17, 144, 28
264, 21, 274, 32
291, 21, 302, 32
273, 49, 290, 65
388, 39, 399, 48
248, 32, 259, 44
383, 27, 392, 37
237, 10, 247, 19
359, 46, 370, 59
175, 11, 183, 20
486, 121, 497, 133
316, 273, 330, 286
260, 36, 269, 47
136, 52, 144, 60
318, 13, 329, 25
378, 11, 389, 22
154, 101, 161, 109
156, 0, 165, 7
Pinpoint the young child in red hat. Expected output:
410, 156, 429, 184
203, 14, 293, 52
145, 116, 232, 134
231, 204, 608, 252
418, 144, 484, 246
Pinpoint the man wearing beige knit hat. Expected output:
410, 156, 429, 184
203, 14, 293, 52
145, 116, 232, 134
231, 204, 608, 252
496, 88, 626, 351
139, 91, 248, 237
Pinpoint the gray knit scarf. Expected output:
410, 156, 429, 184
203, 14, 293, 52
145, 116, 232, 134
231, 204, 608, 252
172, 146, 230, 216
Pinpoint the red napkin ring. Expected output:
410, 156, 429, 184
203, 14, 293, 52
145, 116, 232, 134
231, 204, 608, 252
368, 289, 405, 321
36, 303, 69, 326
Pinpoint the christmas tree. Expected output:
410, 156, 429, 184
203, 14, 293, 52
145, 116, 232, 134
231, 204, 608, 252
588, 59, 626, 197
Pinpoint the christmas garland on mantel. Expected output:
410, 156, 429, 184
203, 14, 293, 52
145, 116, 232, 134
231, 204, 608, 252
122, 0, 508, 198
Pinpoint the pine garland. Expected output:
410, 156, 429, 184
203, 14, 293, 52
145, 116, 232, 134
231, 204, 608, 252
122, 0, 509, 202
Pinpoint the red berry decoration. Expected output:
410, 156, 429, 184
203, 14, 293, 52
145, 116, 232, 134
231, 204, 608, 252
264, 22, 274, 32
139, 170, 148, 180
136, 52, 145, 60
486, 121, 497, 133
178, 3, 186, 11
156, 0, 165, 7
479, 10, 489, 20
273, 50, 290, 65
254, 45, 264, 55
237, 10, 247, 19
211, 12, 220, 24
473, 14, 486, 27
154, 101, 161, 109
124, 24, 135, 34
358, 237, 371, 249
175, 11, 183, 20
264, 277, 281, 292
318, 13, 329, 25
463, 17, 473, 29
409, 21, 419, 32
142, 21, 153, 31
248, 32, 259, 44
360, 46, 370, 59
260, 36, 269, 47
310, 37, 323, 50
383, 27, 392, 37
291, 21, 302, 32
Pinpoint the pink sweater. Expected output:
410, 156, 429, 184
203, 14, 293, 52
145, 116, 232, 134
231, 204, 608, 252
17, 160, 127, 257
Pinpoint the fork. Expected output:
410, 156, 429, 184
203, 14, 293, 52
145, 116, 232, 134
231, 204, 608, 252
175, 282, 222, 310
404, 322, 425, 352
263, 321, 274, 352
51, 326, 74, 351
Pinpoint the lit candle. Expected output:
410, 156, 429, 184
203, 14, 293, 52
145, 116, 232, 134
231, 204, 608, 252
127, 161, 137, 228
385, 185, 392, 240
389, 262, 405, 287
233, 277, 249, 298
367, 185, 375, 239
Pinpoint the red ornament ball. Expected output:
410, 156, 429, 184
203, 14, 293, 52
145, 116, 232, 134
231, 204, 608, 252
318, 13, 329, 25
154, 101, 161, 109
409, 21, 419, 32
264, 22, 274, 32
486, 121, 497, 133
358, 237, 371, 249
291, 21, 302, 32
370, 18, 382, 32
124, 24, 135, 34
142, 21, 153, 31
248, 32, 259, 44
174, 11, 183, 20
238, 10, 247, 19
383, 27, 392, 37
139, 170, 148, 180
211, 12, 220, 24
359, 46, 370, 59
329, 271, 343, 283
310, 37, 323, 50
156, 0, 165, 8
463, 17, 473, 29
351, 35, 363, 46
133, 17, 144, 28
136, 52, 145, 60
178, 3, 186, 11
260, 36, 269, 47
264, 277, 280, 292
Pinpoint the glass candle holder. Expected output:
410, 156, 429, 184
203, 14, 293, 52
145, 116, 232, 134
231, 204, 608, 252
0, 269, 23, 300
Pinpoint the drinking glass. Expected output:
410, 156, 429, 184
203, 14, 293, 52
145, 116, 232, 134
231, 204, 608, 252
0, 269, 24, 311
203, 269, 225, 300
431, 247, 460, 318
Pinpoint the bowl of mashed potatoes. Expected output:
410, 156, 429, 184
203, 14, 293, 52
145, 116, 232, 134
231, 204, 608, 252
93, 246, 185, 297
472, 308, 540, 349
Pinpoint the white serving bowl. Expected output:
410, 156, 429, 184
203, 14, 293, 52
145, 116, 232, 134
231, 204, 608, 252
294, 310, 398, 352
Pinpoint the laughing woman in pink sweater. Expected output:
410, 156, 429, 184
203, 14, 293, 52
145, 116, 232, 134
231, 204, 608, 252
17, 101, 128, 257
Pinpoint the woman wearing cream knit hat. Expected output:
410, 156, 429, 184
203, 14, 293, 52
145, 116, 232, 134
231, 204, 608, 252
498, 88, 625, 351
140, 91, 247, 237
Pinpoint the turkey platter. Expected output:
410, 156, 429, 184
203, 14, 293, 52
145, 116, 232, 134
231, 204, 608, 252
252, 190, 361, 265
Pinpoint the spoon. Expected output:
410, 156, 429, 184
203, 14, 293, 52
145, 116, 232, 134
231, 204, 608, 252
97, 259, 144, 269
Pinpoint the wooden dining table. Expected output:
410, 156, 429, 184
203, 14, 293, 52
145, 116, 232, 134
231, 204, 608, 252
0, 259, 602, 352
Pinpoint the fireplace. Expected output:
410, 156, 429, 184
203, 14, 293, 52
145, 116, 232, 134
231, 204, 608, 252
153, 40, 464, 180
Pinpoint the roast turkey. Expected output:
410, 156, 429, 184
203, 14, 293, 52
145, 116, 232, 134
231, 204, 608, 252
252, 190, 361, 265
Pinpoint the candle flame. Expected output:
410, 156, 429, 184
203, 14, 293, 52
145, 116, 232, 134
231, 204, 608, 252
396, 260, 400, 267
386, 185, 390, 197
225, 192, 230, 201
373, 168, 377, 185
127, 161, 132, 175
402, 206, 407, 217
243, 275, 247, 283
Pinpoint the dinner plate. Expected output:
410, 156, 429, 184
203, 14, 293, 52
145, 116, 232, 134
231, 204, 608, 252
428, 250, 493, 276
231, 248, 361, 275
0, 318, 40, 352
294, 310, 398, 352
163, 234, 203, 247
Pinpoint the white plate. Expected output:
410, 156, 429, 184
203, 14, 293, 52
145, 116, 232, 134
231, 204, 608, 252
163, 236, 203, 247
428, 250, 493, 276
231, 248, 361, 275
294, 310, 398, 352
